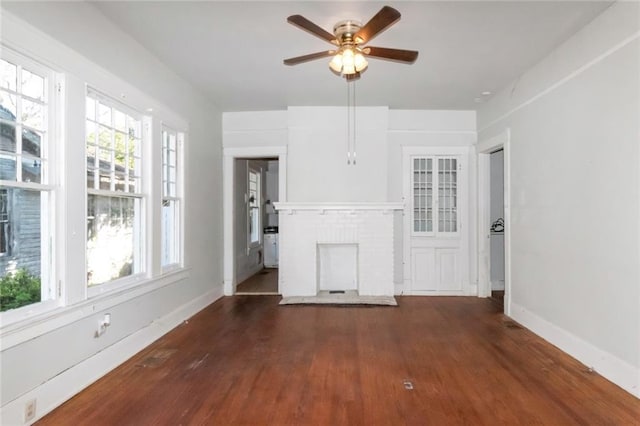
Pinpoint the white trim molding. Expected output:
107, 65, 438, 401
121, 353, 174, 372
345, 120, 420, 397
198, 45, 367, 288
511, 302, 640, 399
479, 31, 640, 133
476, 129, 511, 315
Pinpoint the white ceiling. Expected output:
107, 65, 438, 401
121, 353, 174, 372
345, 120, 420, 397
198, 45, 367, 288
92, 1, 612, 112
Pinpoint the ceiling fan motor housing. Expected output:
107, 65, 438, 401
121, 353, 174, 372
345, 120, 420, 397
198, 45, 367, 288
333, 20, 362, 45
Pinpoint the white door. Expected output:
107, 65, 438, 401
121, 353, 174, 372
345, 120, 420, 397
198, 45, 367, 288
403, 147, 471, 295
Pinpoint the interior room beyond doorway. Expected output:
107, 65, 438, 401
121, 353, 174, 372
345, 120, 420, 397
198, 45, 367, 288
234, 158, 279, 294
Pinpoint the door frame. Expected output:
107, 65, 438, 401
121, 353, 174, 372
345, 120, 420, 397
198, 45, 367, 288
402, 145, 471, 295
476, 129, 511, 315
223, 146, 287, 296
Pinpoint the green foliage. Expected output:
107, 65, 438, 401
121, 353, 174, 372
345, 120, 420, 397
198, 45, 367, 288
0, 269, 41, 312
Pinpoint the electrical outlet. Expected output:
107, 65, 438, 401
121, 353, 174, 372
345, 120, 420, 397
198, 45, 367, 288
24, 399, 36, 422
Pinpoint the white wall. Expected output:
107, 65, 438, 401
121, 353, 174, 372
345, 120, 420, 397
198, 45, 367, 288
223, 108, 476, 290
477, 2, 640, 397
0, 3, 223, 422
287, 106, 389, 202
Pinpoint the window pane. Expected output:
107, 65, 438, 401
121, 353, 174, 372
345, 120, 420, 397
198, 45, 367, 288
412, 157, 432, 233
0, 189, 52, 312
21, 69, 45, 101
22, 100, 44, 130
113, 172, 125, 192
98, 170, 111, 190
87, 195, 138, 286
0, 122, 16, 153
22, 157, 42, 183
98, 126, 111, 149
114, 132, 126, 168
128, 178, 138, 193
250, 207, 259, 243
0, 60, 17, 92
22, 128, 42, 157
0, 153, 17, 180
98, 103, 111, 126
438, 157, 457, 233
129, 119, 141, 139
113, 110, 126, 132
0, 91, 17, 119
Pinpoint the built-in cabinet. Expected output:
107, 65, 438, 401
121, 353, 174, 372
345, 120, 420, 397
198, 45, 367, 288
403, 147, 471, 295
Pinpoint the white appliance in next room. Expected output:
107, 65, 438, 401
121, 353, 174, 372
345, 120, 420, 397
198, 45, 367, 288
264, 227, 279, 268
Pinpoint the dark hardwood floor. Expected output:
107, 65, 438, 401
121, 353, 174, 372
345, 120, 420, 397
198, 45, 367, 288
235, 268, 278, 294
38, 296, 639, 425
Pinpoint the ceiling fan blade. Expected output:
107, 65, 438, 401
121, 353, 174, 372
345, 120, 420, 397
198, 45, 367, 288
363, 46, 418, 63
287, 15, 338, 45
345, 72, 361, 81
354, 6, 401, 44
284, 51, 335, 66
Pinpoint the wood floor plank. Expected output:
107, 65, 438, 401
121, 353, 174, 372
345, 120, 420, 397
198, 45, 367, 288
37, 296, 640, 425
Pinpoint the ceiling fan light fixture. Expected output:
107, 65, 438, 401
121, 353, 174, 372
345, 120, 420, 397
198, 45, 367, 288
329, 53, 343, 73
329, 47, 368, 76
286, 6, 415, 80
354, 51, 368, 72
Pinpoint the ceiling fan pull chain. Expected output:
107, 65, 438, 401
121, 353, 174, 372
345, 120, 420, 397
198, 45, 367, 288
347, 80, 352, 164
353, 80, 357, 165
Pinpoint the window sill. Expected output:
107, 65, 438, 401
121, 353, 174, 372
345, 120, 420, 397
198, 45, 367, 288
0, 267, 191, 350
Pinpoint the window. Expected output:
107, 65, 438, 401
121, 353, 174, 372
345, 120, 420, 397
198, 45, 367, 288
86, 91, 143, 287
161, 127, 181, 268
412, 156, 459, 235
248, 168, 260, 245
0, 189, 9, 255
0, 52, 56, 312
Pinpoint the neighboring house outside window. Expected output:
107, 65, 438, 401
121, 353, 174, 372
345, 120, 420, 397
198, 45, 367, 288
0, 52, 56, 312
85, 90, 144, 288
161, 126, 182, 269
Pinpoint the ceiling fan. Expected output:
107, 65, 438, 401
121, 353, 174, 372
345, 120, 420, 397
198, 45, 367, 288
283, 5, 419, 81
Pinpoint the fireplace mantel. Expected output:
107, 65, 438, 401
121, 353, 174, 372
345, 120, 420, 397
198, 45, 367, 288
274, 202, 403, 212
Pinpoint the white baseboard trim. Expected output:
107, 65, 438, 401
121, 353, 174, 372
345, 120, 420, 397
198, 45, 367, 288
510, 302, 639, 399
0, 286, 224, 425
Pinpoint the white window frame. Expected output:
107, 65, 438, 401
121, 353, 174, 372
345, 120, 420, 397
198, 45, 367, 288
160, 125, 183, 271
85, 89, 146, 296
0, 47, 60, 320
410, 155, 461, 238
248, 167, 261, 248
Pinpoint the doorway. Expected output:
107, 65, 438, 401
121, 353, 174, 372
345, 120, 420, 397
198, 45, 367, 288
223, 146, 287, 296
477, 129, 511, 315
489, 149, 505, 306
233, 158, 279, 294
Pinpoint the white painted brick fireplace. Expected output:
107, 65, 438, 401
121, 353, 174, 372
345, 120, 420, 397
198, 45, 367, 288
274, 203, 403, 297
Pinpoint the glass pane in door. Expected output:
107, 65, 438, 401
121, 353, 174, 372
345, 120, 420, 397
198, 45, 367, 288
438, 158, 457, 232
413, 157, 433, 232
